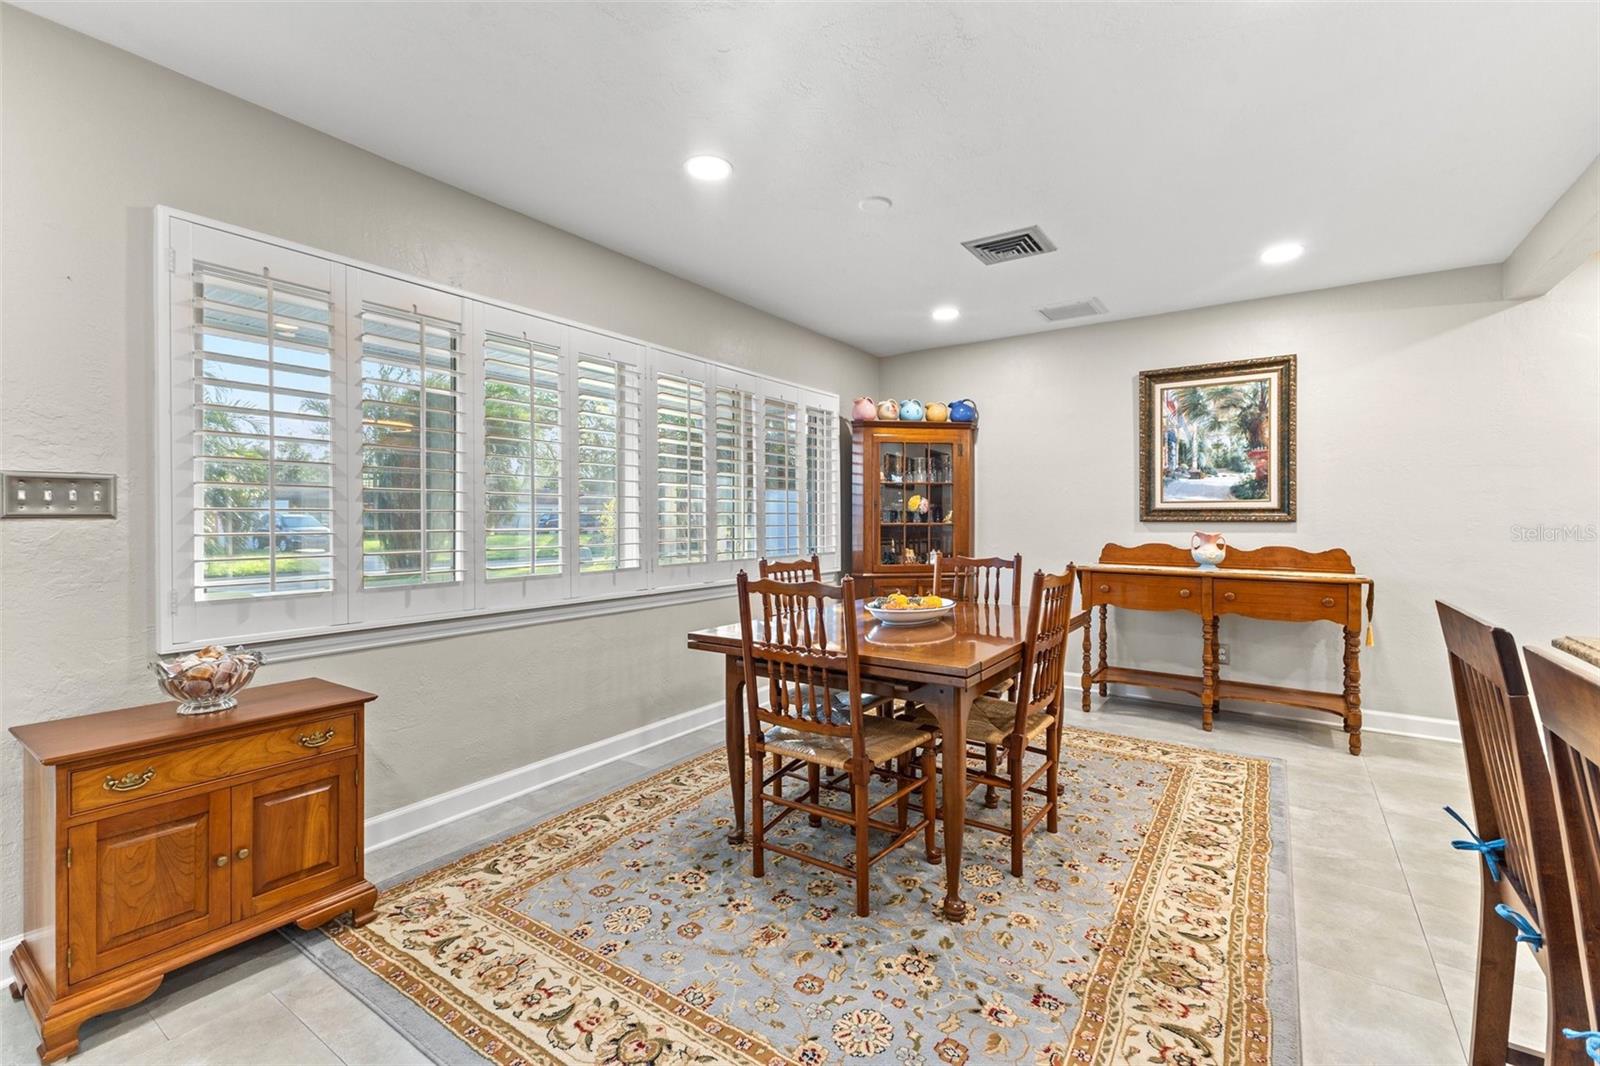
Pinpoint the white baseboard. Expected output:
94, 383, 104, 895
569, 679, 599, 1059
1, 933, 18, 989
1104, 685, 1461, 743
363, 700, 724, 852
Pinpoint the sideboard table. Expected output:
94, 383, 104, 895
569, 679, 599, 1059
1078, 543, 1374, 754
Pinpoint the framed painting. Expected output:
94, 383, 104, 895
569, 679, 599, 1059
1138, 354, 1296, 522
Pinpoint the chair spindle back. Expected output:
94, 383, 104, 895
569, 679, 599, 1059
759, 554, 822, 584
933, 553, 1023, 605
738, 572, 864, 756
1013, 566, 1078, 727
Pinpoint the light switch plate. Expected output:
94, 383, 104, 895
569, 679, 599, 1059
1, 472, 117, 518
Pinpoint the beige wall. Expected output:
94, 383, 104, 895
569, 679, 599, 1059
0, 8, 879, 941
882, 259, 1600, 727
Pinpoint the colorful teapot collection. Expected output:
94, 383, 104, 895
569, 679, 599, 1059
852, 397, 978, 423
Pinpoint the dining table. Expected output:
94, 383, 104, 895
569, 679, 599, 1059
686, 598, 1029, 921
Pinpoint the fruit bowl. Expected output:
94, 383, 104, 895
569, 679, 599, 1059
151, 645, 264, 715
864, 594, 957, 627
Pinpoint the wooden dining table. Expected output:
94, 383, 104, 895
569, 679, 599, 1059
687, 599, 1026, 921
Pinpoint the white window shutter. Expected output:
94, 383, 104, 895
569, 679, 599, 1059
569, 328, 645, 596
760, 385, 803, 560
712, 365, 763, 578
650, 348, 715, 585
803, 393, 842, 570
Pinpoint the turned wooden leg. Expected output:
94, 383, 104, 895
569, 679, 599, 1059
750, 747, 767, 878
725, 659, 747, 843
1096, 606, 1109, 696
935, 686, 972, 920
1009, 735, 1026, 878
921, 744, 940, 864
1343, 627, 1363, 755
807, 763, 822, 827
1081, 615, 1093, 713
1200, 616, 1216, 731
983, 744, 999, 808
851, 760, 872, 918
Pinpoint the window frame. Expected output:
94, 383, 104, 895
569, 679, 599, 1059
155, 207, 840, 654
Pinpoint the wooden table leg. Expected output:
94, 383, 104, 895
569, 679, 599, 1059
1343, 627, 1363, 756
724, 656, 747, 843
931, 684, 972, 921
1096, 606, 1109, 696
1200, 616, 1216, 731
1081, 614, 1093, 713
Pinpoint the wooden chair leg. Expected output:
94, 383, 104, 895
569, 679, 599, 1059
1468, 886, 1517, 1066
895, 755, 910, 831
1009, 736, 1026, 878
921, 744, 940, 864
983, 743, 999, 808
772, 753, 783, 798
1046, 721, 1061, 834
851, 760, 871, 918
807, 763, 822, 827
750, 750, 767, 879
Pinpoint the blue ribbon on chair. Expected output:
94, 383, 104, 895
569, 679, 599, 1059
1563, 1031, 1600, 1064
1493, 904, 1543, 951
1443, 806, 1505, 882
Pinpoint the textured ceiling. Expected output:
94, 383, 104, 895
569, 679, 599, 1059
22, 1, 1600, 355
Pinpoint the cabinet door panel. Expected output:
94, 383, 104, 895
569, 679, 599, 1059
232, 757, 359, 918
67, 791, 231, 982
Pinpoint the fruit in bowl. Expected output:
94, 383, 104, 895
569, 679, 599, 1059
151, 645, 264, 716
865, 593, 957, 626
874, 593, 945, 610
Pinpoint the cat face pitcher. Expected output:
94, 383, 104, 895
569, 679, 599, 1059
1191, 532, 1227, 569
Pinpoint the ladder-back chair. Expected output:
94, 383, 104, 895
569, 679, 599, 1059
1436, 603, 1586, 1066
1525, 644, 1600, 1054
737, 572, 939, 917
933, 552, 1024, 804
759, 554, 821, 583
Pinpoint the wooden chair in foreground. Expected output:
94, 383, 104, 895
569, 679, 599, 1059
1524, 644, 1600, 1055
911, 566, 1075, 876
1436, 603, 1587, 1066
737, 572, 940, 917
933, 551, 1024, 806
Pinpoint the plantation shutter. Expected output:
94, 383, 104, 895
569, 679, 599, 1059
571, 329, 645, 594
651, 349, 713, 581
713, 369, 761, 569
761, 389, 802, 558
803, 396, 840, 565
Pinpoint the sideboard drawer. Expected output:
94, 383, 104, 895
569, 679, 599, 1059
69, 712, 357, 816
1088, 573, 1203, 613
1214, 579, 1348, 624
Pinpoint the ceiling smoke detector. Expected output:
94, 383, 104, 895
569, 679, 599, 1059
961, 225, 1057, 265
1036, 297, 1107, 322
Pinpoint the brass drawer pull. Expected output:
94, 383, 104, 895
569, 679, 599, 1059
214, 855, 229, 868
1223, 592, 1236, 602
236, 847, 251, 860
296, 728, 336, 749
1321, 596, 1335, 608
1178, 588, 1192, 599
104, 767, 156, 792
1098, 584, 1110, 593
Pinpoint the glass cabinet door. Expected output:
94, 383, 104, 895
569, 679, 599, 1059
876, 437, 956, 567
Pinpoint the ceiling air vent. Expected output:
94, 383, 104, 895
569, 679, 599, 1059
961, 225, 1056, 265
1037, 297, 1108, 323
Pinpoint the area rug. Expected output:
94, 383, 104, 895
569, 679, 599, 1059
289, 726, 1298, 1066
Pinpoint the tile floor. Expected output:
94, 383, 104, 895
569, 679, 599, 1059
0, 697, 1550, 1066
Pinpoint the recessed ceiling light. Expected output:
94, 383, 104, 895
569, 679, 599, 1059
931, 306, 960, 323
684, 155, 732, 182
1260, 241, 1305, 265
858, 196, 893, 214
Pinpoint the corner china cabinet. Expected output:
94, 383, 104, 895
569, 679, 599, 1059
850, 420, 976, 594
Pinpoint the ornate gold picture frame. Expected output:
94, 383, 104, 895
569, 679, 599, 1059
1138, 354, 1296, 522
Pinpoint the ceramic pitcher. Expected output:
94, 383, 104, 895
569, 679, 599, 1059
876, 399, 901, 420
1191, 532, 1227, 569
852, 397, 878, 421
925, 401, 950, 422
948, 398, 978, 423
899, 399, 925, 421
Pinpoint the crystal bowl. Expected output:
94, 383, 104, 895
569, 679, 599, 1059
151, 645, 264, 715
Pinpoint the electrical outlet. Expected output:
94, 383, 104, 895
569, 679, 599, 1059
1, 472, 116, 518
1216, 643, 1230, 666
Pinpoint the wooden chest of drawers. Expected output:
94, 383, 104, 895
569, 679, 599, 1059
7, 679, 378, 1064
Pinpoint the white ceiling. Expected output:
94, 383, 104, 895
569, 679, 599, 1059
23, 1, 1600, 356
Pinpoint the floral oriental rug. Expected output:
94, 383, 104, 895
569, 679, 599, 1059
289, 725, 1298, 1065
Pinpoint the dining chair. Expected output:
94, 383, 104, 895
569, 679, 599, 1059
1436, 603, 1587, 1066
1524, 644, 1600, 1054
737, 571, 940, 917
909, 566, 1074, 877
933, 551, 1024, 806
759, 554, 821, 583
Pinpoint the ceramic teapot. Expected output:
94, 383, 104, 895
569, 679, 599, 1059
1191, 532, 1227, 570
925, 400, 950, 422
852, 397, 878, 421
899, 398, 925, 421
948, 398, 978, 423
876, 398, 901, 420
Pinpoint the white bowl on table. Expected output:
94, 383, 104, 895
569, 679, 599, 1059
864, 595, 957, 627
